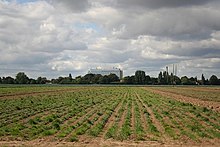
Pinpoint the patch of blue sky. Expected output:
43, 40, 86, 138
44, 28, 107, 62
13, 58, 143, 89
74, 22, 103, 34
5, 0, 38, 4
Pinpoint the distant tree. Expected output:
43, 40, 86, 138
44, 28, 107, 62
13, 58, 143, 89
56, 77, 64, 84
2, 76, 15, 84
123, 76, 136, 84
201, 74, 206, 85
69, 73, 72, 80
123, 76, 131, 84
0, 77, 2, 84
189, 77, 197, 85
174, 76, 181, 85
158, 71, 163, 84
209, 75, 219, 85
151, 77, 158, 85
130, 76, 135, 84
108, 73, 119, 83
145, 75, 151, 84
59, 77, 72, 84
99, 75, 109, 84
29, 78, 37, 84
36, 77, 47, 84
135, 70, 146, 84
163, 71, 169, 84
60, 74, 73, 84
16, 72, 29, 84
75, 76, 82, 84
51, 79, 58, 84
93, 74, 102, 84
181, 76, 190, 85
82, 74, 95, 84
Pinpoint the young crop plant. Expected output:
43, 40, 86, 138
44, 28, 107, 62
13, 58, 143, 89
117, 94, 132, 141
88, 97, 121, 137
105, 93, 128, 139
133, 96, 145, 140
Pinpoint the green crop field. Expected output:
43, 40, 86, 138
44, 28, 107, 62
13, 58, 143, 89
0, 85, 220, 146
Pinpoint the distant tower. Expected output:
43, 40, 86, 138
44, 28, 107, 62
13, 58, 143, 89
166, 66, 168, 74
175, 64, 177, 76
166, 66, 169, 83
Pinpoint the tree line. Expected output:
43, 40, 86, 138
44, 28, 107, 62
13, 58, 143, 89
0, 71, 220, 85
123, 71, 220, 85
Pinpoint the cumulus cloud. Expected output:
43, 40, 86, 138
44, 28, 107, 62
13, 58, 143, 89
0, 0, 220, 78
115, 0, 217, 9
49, 0, 90, 13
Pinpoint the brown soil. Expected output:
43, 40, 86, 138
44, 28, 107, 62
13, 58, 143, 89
159, 87, 220, 93
1, 138, 220, 147
63, 109, 98, 141
144, 87, 220, 112
135, 95, 148, 134
118, 99, 128, 129
135, 92, 165, 135
176, 87, 220, 92
130, 96, 136, 139
100, 92, 127, 138
0, 88, 87, 99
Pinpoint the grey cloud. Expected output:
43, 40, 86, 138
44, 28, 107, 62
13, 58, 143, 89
164, 48, 220, 58
50, 0, 90, 13
177, 58, 220, 78
115, 0, 217, 9
0, 0, 220, 79
112, 7, 220, 40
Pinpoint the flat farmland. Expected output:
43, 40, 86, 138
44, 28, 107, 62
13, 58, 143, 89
0, 86, 220, 146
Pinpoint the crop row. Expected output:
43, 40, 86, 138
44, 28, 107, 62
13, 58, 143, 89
0, 86, 219, 143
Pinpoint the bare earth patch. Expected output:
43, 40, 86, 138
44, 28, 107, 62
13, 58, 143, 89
0, 88, 85, 99
1, 138, 220, 147
143, 87, 220, 112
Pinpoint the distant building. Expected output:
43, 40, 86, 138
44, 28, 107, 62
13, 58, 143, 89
88, 67, 123, 80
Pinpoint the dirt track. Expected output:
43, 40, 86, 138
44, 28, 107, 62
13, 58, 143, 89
143, 87, 220, 112
1, 87, 220, 146
1, 138, 220, 147
0, 88, 86, 99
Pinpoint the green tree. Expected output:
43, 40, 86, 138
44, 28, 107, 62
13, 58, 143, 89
189, 77, 197, 85
69, 73, 72, 80
151, 77, 158, 85
2, 76, 15, 84
16, 72, 29, 84
163, 71, 168, 84
36, 77, 47, 84
93, 74, 102, 84
29, 78, 37, 84
135, 70, 146, 84
181, 76, 190, 85
0, 77, 2, 84
145, 75, 151, 84
158, 71, 163, 84
75, 76, 82, 84
82, 74, 95, 84
123, 76, 131, 84
201, 74, 206, 85
209, 75, 219, 85
174, 76, 181, 85
108, 73, 119, 83
99, 75, 109, 84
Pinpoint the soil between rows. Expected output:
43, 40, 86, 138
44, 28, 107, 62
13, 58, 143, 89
1, 86, 220, 146
143, 87, 220, 112
1, 138, 220, 147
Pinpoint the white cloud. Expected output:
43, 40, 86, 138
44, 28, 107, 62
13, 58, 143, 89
0, 0, 220, 79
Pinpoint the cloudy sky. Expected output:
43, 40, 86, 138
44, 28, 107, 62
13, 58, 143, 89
0, 0, 220, 79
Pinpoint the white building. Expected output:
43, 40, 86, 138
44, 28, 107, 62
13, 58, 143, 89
88, 67, 123, 80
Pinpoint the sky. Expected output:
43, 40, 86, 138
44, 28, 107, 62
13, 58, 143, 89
0, 0, 220, 79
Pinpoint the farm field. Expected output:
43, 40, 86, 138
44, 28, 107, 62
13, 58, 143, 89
0, 86, 220, 146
